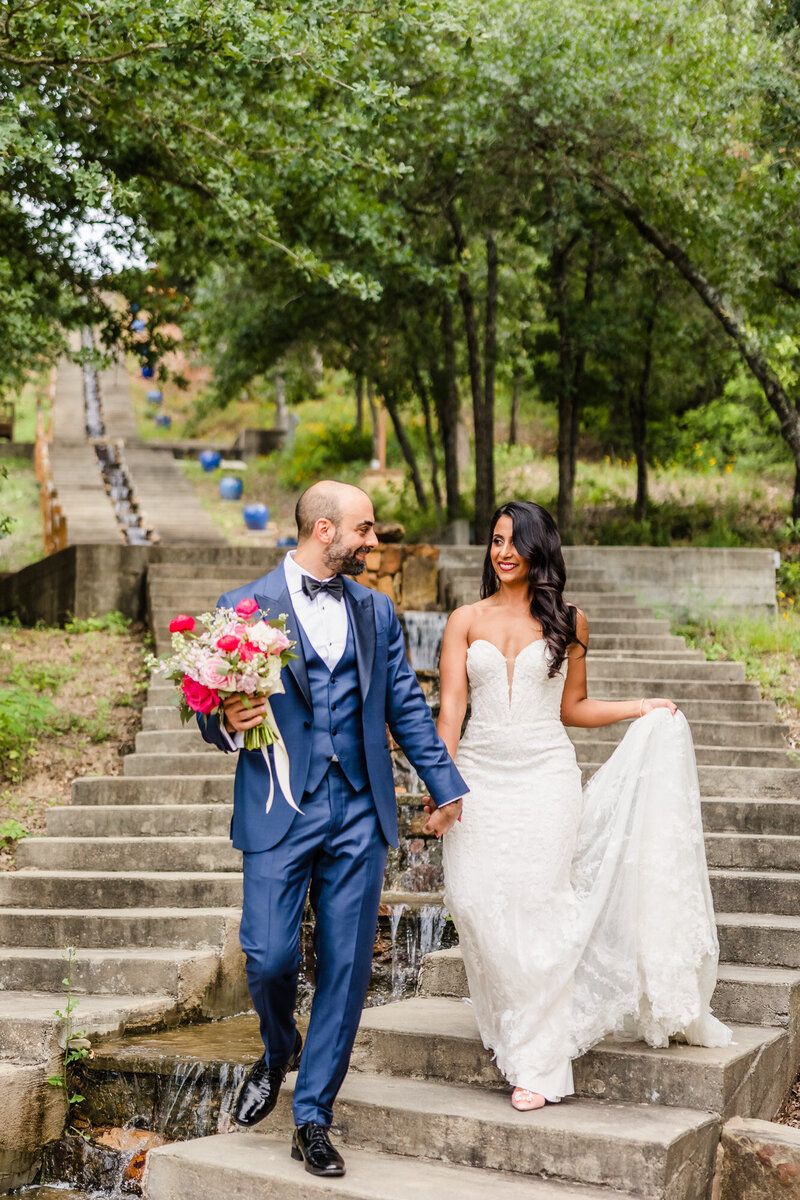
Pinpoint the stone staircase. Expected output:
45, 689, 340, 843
2, 547, 799, 1197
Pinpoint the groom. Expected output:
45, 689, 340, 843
197, 480, 466, 1177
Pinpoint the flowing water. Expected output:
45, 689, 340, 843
401, 611, 449, 671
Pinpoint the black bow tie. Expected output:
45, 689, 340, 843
302, 573, 344, 601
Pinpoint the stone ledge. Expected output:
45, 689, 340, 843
713, 1116, 800, 1198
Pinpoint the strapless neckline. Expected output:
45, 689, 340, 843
467, 638, 547, 707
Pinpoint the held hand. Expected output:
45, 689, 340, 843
641, 697, 678, 717
222, 692, 268, 733
422, 797, 463, 839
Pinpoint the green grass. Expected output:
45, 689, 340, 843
675, 609, 800, 713
0, 457, 43, 572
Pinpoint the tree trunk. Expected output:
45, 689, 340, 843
355, 373, 364, 434
412, 363, 443, 523
366, 378, 380, 465
429, 298, 462, 522
447, 203, 494, 540
591, 171, 800, 519
509, 375, 521, 445
630, 283, 658, 522
381, 385, 428, 508
552, 240, 577, 533
274, 374, 289, 431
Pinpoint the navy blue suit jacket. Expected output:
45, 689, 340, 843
197, 564, 467, 851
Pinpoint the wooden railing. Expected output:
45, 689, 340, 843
34, 372, 67, 554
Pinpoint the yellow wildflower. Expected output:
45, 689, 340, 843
709, 457, 717, 466
725, 464, 733, 473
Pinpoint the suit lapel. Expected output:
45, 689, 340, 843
254, 568, 311, 709
344, 579, 376, 702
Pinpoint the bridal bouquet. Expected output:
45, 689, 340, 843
147, 597, 296, 751
147, 599, 300, 814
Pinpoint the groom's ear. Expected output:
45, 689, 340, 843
313, 517, 336, 545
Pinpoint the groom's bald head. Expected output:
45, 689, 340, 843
295, 480, 371, 541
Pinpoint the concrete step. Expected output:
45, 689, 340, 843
0, 945, 219, 997
142, 705, 183, 730
124, 752, 235, 776
349, 996, 786, 1120
0, 907, 238, 950
48, 804, 231, 838
72, 775, 233, 805
717, 913, 800, 969
135, 729, 215, 754
16, 835, 240, 873
145, 1133, 626, 1200
0, 870, 243, 909
257, 1071, 719, 1199
714, 963, 800, 1037
0, 989, 179, 1067
702, 798, 800, 835
705, 833, 800, 871
591, 688, 773, 716
570, 720, 789, 749
586, 659, 747, 681
134, 729, 219, 755
711, 869, 800, 916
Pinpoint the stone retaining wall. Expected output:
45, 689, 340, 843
360, 544, 439, 610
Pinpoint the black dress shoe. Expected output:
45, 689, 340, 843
233, 1030, 302, 1127
291, 1122, 346, 1177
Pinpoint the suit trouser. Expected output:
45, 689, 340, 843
239, 762, 388, 1127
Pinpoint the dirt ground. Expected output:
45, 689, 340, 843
0, 619, 148, 869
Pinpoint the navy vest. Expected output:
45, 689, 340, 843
297, 614, 369, 795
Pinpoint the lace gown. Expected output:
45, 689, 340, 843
442, 638, 731, 1100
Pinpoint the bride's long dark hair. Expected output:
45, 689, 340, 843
480, 501, 586, 678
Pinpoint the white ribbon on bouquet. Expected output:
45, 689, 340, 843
261, 696, 301, 815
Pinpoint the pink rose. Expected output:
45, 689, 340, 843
217, 635, 241, 652
269, 630, 291, 655
235, 598, 259, 618
239, 641, 261, 662
170, 614, 195, 633
181, 675, 219, 714
202, 656, 236, 691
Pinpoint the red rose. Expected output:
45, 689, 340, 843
169, 614, 195, 634
235, 598, 259, 618
216, 635, 241, 652
239, 641, 260, 662
181, 675, 220, 714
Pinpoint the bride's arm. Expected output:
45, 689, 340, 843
436, 606, 471, 757
423, 608, 471, 838
560, 609, 677, 728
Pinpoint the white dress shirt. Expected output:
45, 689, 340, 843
221, 552, 347, 749
283, 550, 348, 670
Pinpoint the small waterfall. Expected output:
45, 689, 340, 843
93, 443, 150, 546
402, 611, 448, 672
383, 901, 449, 999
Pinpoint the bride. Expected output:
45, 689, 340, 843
424, 501, 731, 1111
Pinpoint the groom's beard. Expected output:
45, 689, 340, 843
323, 533, 367, 576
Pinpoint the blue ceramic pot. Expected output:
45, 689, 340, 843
277, 536, 298, 548
219, 475, 243, 501
199, 450, 221, 472
243, 503, 270, 530
155, 413, 172, 428
141, 365, 155, 379
146, 389, 163, 405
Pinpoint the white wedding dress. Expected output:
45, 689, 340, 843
442, 637, 732, 1100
